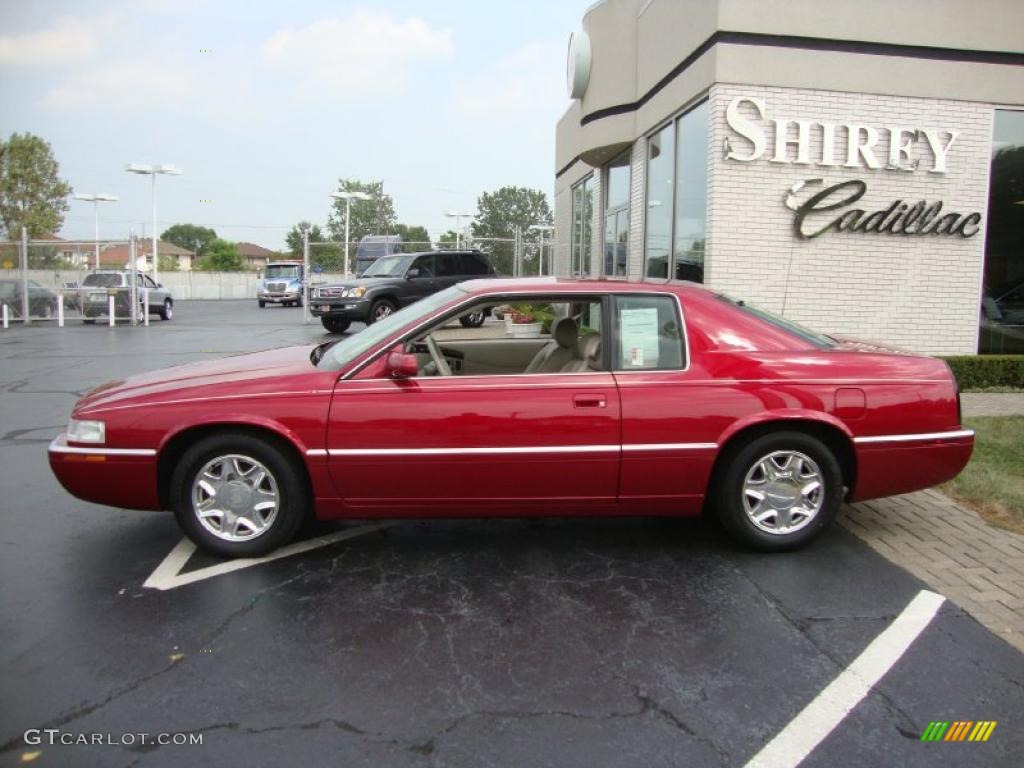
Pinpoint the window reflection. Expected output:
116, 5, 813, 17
604, 150, 630, 277
980, 110, 1024, 353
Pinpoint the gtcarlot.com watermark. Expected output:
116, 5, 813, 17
24, 728, 202, 747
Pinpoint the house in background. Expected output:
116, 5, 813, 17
99, 240, 195, 272
236, 241, 279, 271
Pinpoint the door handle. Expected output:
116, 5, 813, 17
573, 394, 606, 408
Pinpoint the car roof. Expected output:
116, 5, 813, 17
458, 276, 711, 296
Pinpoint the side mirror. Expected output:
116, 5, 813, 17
406, 268, 420, 279
157, 283, 163, 288
386, 351, 419, 378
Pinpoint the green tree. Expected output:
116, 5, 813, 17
284, 221, 327, 256
157, 254, 181, 272
285, 221, 343, 270
472, 186, 552, 274
437, 229, 459, 249
326, 180, 397, 247
196, 239, 245, 271
161, 223, 217, 257
393, 223, 431, 250
0, 132, 72, 239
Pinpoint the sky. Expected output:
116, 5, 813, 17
0, 0, 589, 249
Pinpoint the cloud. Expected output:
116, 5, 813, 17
262, 9, 454, 96
452, 42, 567, 123
42, 61, 195, 111
0, 15, 111, 65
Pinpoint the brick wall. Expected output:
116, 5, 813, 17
706, 84, 992, 355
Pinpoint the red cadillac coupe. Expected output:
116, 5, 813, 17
49, 279, 974, 557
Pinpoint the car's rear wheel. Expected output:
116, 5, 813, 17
459, 311, 485, 328
321, 316, 351, 334
170, 433, 308, 557
368, 299, 395, 324
714, 431, 843, 551
159, 299, 173, 321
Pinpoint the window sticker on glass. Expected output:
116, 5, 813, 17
620, 307, 660, 368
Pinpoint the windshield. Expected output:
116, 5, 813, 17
716, 294, 835, 349
362, 254, 412, 278
318, 285, 466, 370
265, 265, 301, 279
82, 273, 123, 287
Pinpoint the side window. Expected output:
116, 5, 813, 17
144, 276, 158, 289
137, 274, 146, 286
435, 253, 461, 277
613, 295, 686, 370
412, 254, 435, 277
459, 253, 489, 275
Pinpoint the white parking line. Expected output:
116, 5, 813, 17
142, 522, 394, 591
743, 589, 945, 768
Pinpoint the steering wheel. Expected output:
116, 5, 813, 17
424, 334, 452, 376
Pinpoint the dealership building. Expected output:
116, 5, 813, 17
553, 0, 1024, 355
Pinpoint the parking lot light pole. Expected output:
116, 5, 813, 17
126, 164, 182, 285
445, 211, 475, 250
529, 224, 555, 276
330, 191, 371, 277
74, 193, 119, 270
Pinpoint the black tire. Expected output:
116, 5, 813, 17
367, 299, 396, 324
295, 295, 303, 308
459, 311, 485, 328
321, 316, 351, 334
258, 300, 266, 308
159, 298, 173, 321
169, 432, 309, 557
713, 431, 843, 551
83, 318, 96, 324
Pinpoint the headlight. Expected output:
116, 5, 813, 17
343, 286, 367, 298
67, 418, 105, 444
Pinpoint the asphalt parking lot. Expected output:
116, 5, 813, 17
1, 301, 1021, 768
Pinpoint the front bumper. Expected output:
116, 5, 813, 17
310, 298, 370, 320
259, 292, 301, 302
48, 433, 162, 510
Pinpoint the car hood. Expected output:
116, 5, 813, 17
74, 345, 327, 414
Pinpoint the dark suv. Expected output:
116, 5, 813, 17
310, 250, 496, 333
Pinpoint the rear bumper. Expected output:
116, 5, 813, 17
850, 429, 974, 502
48, 433, 162, 510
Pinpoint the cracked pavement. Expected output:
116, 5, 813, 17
1, 301, 1021, 767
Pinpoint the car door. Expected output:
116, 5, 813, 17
142, 274, 163, 306
433, 251, 464, 290
325, 296, 621, 514
401, 254, 438, 305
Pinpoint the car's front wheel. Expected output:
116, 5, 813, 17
159, 299, 173, 321
714, 431, 843, 551
367, 299, 395, 324
258, 300, 266, 308
321, 316, 351, 334
169, 432, 308, 557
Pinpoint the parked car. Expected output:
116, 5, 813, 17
257, 260, 305, 308
354, 234, 403, 276
310, 249, 496, 333
80, 271, 173, 322
49, 278, 974, 558
0, 279, 60, 318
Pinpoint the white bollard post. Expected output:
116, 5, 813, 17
2, 303, 8, 329
142, 288, 149, 326
108, 295, 115, 327
58, 296, 64, 328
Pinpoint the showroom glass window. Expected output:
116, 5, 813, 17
980, 110, 1024, 354
604, 150, 630, 277
645, 122, 674, 279
643, 100, 708, 282
571, 175, 595, 276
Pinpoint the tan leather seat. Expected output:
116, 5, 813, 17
523, 317, 578, 374
561, 333, 601, 373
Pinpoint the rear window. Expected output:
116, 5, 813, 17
460, 253, 491, 275
83, 274, 123, 287
716, 294, 835, 349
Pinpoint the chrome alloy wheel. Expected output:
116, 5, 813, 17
741, 450, 823, 535
191, 453, 279, 541
373, 303, 393, 321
